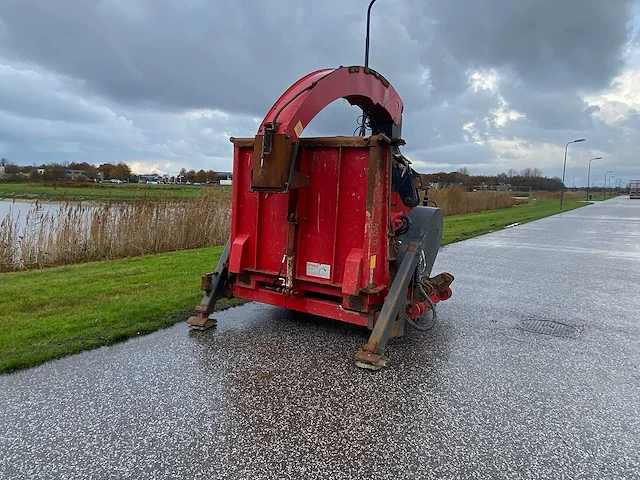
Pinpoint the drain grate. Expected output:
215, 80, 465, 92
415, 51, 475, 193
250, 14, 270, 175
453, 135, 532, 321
517, 318, 582, 338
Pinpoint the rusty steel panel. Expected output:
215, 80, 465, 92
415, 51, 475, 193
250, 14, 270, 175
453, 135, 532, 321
251, 133, 294, 191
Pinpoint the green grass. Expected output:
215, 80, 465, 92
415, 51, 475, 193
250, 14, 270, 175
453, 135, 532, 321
441, 198, 585, 245
0, 182, 222, 200
588, 193, 621, 201
0, 246, 242, 373
0, 197, 586, 373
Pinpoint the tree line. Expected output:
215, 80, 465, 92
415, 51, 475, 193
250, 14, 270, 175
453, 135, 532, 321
421, 167, 566, 192
178, 168, 219, 183
0, 158, 220, 183
0, 159, 133, 181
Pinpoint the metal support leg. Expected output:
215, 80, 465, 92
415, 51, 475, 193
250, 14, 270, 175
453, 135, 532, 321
187, 239, 231, 331
354, 242, 420, 370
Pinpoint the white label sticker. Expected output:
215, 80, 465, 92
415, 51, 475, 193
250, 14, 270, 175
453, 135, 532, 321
306, 262, 331, 280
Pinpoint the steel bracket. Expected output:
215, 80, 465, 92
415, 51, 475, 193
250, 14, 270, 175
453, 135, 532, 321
187, 239, 231, 331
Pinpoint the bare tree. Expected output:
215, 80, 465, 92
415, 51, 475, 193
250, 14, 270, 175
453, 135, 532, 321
507, 168, 518, 177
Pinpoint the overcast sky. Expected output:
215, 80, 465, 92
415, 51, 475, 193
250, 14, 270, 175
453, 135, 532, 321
1, 0, 639, 186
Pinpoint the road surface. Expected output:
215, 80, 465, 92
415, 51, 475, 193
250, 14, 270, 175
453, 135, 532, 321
1, 196, 639, 479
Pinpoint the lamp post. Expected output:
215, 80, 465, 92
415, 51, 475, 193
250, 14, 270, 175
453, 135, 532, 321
560, 138, 586, 209
604, 170, 613, 199
586, 156, 602, 201
364, 0, 378, 68
608, 175, 615, 197
359, 0, 379, 136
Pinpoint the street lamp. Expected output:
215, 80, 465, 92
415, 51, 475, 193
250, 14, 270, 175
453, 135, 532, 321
608, 175, 615, 195
560, 138, 586, 209
586, 156, 602, 201
604, 170, 613, 199
360, 0, 379, 136
364, 0, 378, 68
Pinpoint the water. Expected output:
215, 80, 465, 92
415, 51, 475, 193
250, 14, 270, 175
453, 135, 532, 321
0, 199, 60, 230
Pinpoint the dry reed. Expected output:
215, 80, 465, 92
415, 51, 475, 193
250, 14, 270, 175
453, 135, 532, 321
532, 190, 587, 200
427, 187, 515, 216
0, 195, 230, 271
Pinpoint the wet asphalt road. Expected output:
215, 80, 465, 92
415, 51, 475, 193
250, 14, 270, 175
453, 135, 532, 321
2, 197, 639, 479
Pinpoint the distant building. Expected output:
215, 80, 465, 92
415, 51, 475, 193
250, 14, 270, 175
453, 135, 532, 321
137, 174, 162, 183
66, 169, 104, 181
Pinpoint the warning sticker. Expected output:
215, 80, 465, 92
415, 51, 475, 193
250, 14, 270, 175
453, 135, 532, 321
294, 120, 304, 137
306, 262, 331, 280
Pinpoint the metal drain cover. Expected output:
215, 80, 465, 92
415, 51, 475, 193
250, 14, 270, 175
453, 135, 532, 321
517, 319, 582, 338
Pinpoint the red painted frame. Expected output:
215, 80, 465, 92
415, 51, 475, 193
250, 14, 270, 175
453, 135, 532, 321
229, 136, 410, 327
226, 66, 410, 328
259, 66, 403, 141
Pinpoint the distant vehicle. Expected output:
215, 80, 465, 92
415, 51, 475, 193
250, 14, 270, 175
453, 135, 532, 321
220, 179, 232, 186
630, 180, 640, 199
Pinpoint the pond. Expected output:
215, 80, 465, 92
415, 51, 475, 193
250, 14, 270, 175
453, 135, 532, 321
0, 199, 61, 230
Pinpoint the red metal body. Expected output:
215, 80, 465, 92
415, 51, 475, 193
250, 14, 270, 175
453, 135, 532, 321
229, 135, 410, 327
188, 65, 453, 368
406, 288, 453, 320
222, 65, 412, 328
258, 66, 403, 142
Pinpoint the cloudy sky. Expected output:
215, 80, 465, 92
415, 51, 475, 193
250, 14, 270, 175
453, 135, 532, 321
1, 0, 639, 186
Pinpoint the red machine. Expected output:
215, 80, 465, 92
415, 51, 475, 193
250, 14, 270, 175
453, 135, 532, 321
188, 66, 453, 370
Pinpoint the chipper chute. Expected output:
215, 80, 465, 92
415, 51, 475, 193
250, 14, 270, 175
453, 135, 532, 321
188, 66, 453, 370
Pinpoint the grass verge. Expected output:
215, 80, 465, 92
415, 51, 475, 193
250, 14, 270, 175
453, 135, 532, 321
0, 246, 242, 373
0, 198, 587, 373
441, 198, 584, 244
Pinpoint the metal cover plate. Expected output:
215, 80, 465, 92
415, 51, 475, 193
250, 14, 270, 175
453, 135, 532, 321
517, 318, 583, 338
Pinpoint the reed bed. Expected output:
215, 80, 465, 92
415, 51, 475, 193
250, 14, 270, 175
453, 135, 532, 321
532, 190, 587, 200
1, 195, 230, 271
428, 187, 515, 216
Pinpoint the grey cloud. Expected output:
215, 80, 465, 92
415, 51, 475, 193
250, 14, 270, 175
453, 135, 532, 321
0, 0, 639, 181
0, 63, 110, 123
402, 87, 503, 149
501, 82, 598, 131
409, 141, 496, 171
408, 0, 634, 95
0, 0, 369, 116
